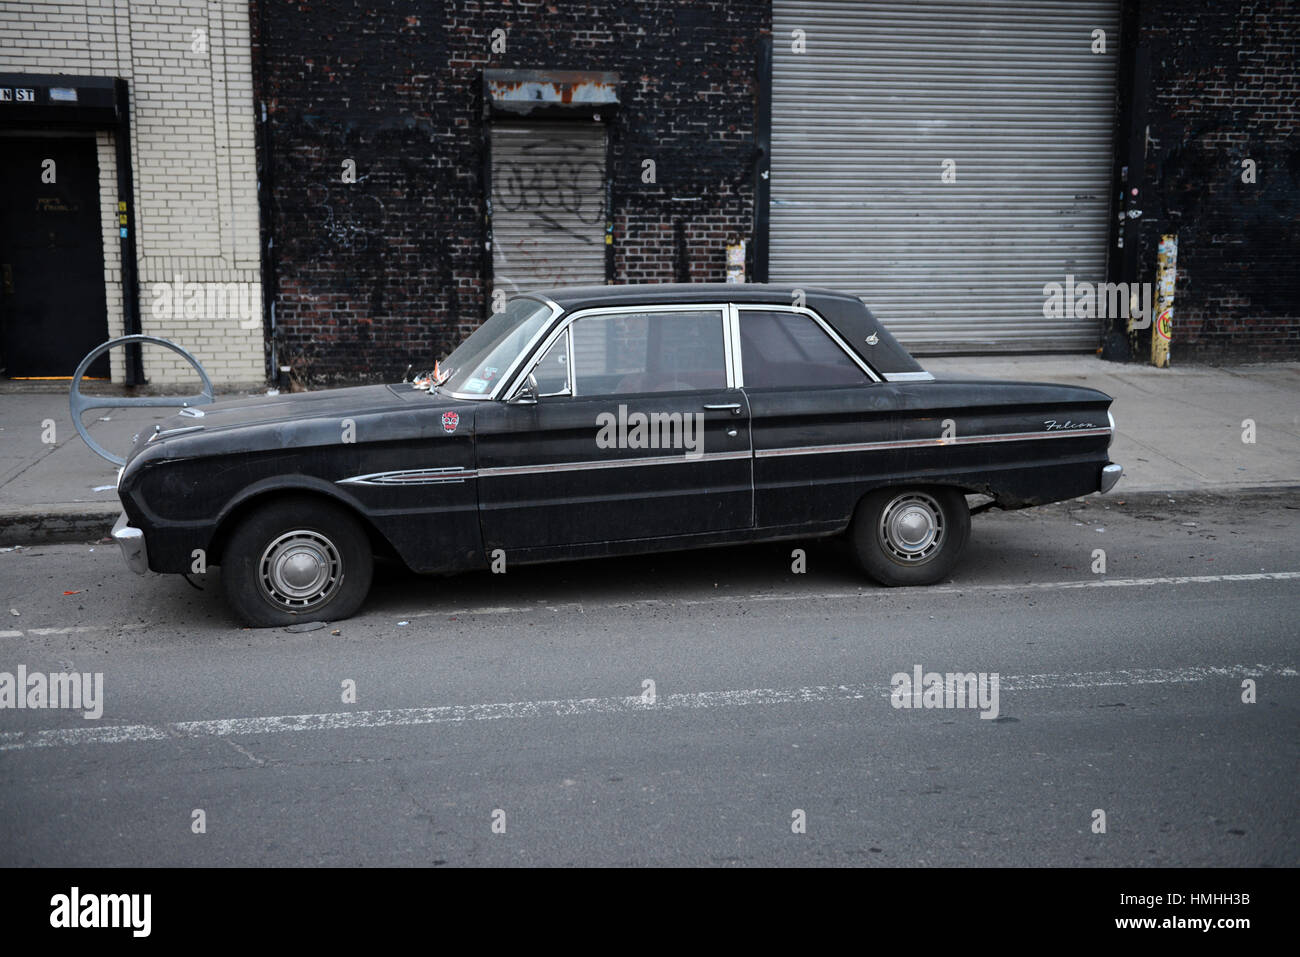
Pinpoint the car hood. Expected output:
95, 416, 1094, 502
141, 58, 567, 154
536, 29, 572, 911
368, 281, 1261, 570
126, 384, 473, 461
156, 383, 468, 429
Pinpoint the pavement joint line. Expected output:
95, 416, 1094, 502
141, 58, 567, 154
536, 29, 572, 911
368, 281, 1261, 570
0, 664, 1294, 753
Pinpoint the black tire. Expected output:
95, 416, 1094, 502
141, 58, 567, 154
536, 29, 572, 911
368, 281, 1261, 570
219, 496, 374, 627
849, 486, 971, 587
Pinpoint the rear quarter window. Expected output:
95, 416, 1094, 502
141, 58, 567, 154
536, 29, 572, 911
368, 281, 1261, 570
739, 310, 869, 389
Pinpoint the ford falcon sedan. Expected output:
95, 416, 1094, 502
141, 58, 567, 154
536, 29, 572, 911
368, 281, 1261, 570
112, 284, 1122, 626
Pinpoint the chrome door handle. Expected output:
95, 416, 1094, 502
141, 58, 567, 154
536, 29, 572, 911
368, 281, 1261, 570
703, 403, 742, 414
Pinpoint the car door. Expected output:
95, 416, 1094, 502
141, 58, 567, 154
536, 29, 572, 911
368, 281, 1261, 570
738, 305, 896, 530
475, 304, 754, 555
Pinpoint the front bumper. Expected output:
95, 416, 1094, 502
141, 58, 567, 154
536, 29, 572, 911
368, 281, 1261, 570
1099, 463, 1123, 494
112, 512, 149, 575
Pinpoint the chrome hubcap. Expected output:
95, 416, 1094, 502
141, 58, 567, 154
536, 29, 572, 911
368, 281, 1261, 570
878, 492, 944, 563
259, 530, 342, 610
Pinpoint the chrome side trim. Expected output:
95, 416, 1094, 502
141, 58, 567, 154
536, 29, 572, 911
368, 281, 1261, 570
339, 429, 1112, 485
755, 427, 1113, 460
337, 450, 754, 485
883, 371, 935, 382
338, 467, 476, 486
112, 512, 148, 575
478, 449, 752, 479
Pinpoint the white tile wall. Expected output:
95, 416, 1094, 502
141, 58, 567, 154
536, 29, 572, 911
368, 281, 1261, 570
1, 0, 264, 386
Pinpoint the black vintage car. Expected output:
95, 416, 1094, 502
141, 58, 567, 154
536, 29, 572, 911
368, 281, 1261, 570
112, 284, 1122, 626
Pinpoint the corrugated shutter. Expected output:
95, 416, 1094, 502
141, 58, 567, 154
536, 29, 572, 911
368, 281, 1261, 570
490, 122, 606, 295
770, 1, 1121, 352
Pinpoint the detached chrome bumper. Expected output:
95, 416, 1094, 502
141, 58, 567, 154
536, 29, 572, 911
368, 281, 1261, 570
1099, 463, 1123, 494
112, 512, 149, 575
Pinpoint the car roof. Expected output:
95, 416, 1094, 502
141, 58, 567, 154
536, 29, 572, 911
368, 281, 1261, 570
518, 282, 925, 376
529, 283, 865, 311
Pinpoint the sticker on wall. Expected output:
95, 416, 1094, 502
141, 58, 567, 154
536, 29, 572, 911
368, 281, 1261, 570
1156, 309, 1172, 341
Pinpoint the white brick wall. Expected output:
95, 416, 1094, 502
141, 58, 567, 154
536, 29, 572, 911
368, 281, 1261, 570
1, 0, 264, 387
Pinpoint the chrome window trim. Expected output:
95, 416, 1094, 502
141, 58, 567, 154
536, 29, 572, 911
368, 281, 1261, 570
565, 321, 577, 393
442, 296, 564, 401
532, 326, 574, 398
725, 302, 744, 388
732, 303, 883, 385
504, 302, 734, 401
883, 371, 935, 383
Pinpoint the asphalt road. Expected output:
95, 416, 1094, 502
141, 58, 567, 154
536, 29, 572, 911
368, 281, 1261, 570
1, 490, 1297, 866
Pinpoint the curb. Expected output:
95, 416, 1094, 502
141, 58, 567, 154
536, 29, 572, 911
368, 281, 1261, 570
0, 504, 119, 547
1079, 485, 1300, 506
2, 485, 1297, 548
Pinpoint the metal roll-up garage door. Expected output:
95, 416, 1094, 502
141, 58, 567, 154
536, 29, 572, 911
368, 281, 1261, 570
491, 122, 607, 295
770, 1, 1121, 352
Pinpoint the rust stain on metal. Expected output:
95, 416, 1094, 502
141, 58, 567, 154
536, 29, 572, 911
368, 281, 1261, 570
485, 70, 619, 114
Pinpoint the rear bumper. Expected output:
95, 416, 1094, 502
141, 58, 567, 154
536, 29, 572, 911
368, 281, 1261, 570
111, 512, 149, 575
1099, 463, 1123, 494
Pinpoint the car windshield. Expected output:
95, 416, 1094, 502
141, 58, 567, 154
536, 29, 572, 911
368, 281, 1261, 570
439, 297, 554, 396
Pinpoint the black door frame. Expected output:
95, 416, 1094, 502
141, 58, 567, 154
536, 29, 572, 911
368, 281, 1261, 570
0, 73, 142, 382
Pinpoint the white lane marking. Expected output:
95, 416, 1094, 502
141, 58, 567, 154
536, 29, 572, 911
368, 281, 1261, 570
0, 624, 146, 639
409, 572, 1300, 620
1, 664, 1293, 753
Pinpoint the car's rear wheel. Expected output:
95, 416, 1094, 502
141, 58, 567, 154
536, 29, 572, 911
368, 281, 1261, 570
850, 486, 970, 586
220, 497, 374, 627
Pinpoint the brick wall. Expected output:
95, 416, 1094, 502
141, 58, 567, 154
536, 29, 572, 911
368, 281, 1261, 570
1137, 0, 1300, 361
0, 0, 264, 386
252, 0, 766, 385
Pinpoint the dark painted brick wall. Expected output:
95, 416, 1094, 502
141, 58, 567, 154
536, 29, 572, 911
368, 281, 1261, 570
1137, 0, 1299, 361
251, 0, 766, 385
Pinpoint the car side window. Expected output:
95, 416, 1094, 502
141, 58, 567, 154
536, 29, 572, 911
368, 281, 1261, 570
570, 309, 727, 396
739, 310, 870, 389
531, 329, 571, 396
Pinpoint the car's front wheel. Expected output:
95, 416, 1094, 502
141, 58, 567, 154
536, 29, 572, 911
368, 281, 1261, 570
850, 486, 970, 586
220, 497, 374, 627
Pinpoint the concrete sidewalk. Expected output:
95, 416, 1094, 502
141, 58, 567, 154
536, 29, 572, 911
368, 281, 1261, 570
1, 357, 1297, 544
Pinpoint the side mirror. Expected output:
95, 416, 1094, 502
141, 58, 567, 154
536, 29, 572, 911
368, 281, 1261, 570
507, 373, 539, 405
